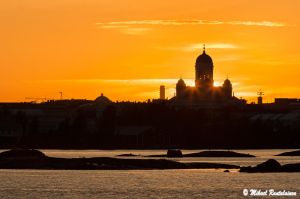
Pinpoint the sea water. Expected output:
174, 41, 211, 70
0, 149, 299, 199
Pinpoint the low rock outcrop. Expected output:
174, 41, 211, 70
276, 150, 300, 156
0, 149, 46, 158
167, 149, 183, 157
147, 150, 255, 158
240, 159, 300, 172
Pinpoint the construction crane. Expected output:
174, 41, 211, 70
25, 91, 67, 103
25, 97, 54, 103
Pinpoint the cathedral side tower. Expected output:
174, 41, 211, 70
222, 78, 233, 99
176, 78, 186, 97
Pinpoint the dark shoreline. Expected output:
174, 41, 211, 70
145, 150, 255, 158
275, 150, 300, 156
0, 149, 238, 170
0, 149, 300, 172
1, 147, 300, 150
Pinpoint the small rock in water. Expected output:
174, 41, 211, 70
167, 149, 183, 157
0, 149, 46, 159
256, 159, 281, 171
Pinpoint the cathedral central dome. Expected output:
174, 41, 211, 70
196, 50, 213, 64
195, 45, 214, 89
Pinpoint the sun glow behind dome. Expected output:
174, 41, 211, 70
213, 81, 222, 87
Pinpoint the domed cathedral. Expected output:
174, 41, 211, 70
174, 45, 235, 104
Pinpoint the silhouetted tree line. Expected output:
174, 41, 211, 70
0, 102, 299, 149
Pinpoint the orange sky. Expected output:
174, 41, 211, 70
1, 0, 300, 103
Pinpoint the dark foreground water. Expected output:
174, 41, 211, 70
0, 149, 299, 198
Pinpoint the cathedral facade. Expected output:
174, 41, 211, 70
175, 46, 234, 103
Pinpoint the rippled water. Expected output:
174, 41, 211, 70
0, 149, 299, 198
0, 169, 299, 199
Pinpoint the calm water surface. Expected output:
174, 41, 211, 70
0, 149, 299, 198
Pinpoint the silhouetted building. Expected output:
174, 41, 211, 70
79, 93, 112, 111
95, 93, 112, 105
275, 98, 300, 105
176, 78, 186, 97
222, 78, 233, 100
195, 46, 214, 96
160, 85, 165, 100
258, 96, 263, 105
257, 90, 264, 105
173, 45, 237, 104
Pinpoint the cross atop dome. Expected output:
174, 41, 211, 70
203, 44, 206, 53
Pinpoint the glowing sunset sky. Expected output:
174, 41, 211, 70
1, 0, 300, 103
